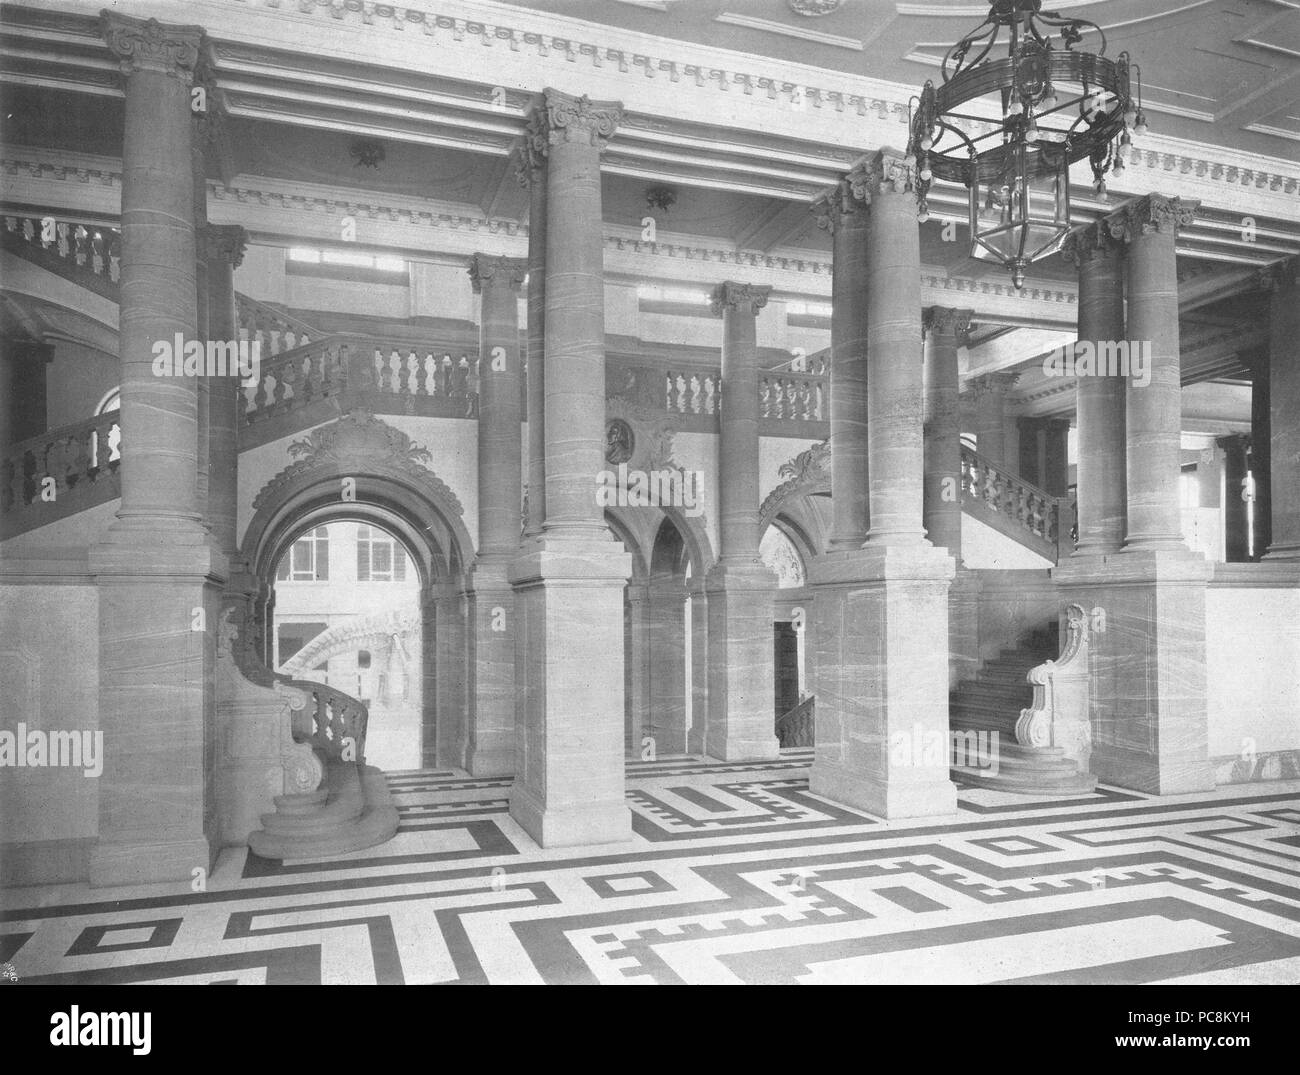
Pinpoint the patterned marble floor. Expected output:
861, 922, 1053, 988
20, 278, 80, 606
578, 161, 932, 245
5, 751, 1300, 984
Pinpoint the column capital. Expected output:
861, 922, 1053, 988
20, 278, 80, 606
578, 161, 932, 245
810, 176, 869, 235
529, 88, 623, 151
468, 253, 528, 294
512, 115, 548, 188
1104, 193, 1200, 244
200, 224, 248, 268
966, 371, 1020, 397
101, 10, 204, 85
1258, 255, 1299, 294
922, 306, 974, 343
710, 280, 772, 317
845, 147, 920, 205
1060, 219, 1124, 266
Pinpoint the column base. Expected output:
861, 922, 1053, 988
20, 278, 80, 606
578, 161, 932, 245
89, 836, 213, 889
508, 783, 632, 848
703, 559, 780, 763
808, 543, 957, 820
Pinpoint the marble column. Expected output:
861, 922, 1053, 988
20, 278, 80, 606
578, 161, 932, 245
1056, 194, 1212, 796
1042, 418, 1070, 497
1063, 220, 1127, 555
624, 580, 651, 755
922, 306, 972, 558
1219, 434, 1251, 563
192, 97, 211, 522
202, 225, 248, 562
924, 306, 978, 689
703, 280, 780, 762
1264, 258, 1300, 559
516, 120, 547, 538
969, 372, 1018, 469
465, 254, 527, 776
809, 149, 956, 820
686, 584, 709, 756
1117, 195, 1199, 552
432, 579, 468, 770
1249, 348, 1270, 560
648, 573, 689, 756
812, 177, 870, 549
89, 12, 226, 887
508, 89, 632, 847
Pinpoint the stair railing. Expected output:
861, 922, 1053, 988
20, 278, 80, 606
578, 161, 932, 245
1, 212, 121, 298
1, 411, 121, 537
960, 444, 1073, 561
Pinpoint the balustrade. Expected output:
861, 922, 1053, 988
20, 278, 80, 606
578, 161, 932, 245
959, 444, 1063, 552
2, 213, 120, 292
284, 678, 370, 763
0, 411, 121, 530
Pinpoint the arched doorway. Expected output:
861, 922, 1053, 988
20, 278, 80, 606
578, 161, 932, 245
240, 412, 474, 771
270, 520, 423, 771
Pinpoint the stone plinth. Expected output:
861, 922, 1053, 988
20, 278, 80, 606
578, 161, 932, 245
509, 538, 633, 846
463, 559, 516, 776
1053, 550, 1214, 794
703, 561, 780, 761
809, 545, 957, 818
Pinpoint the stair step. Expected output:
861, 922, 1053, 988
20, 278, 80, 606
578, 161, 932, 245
248, 765, 398, 861
272, 789, 329, 814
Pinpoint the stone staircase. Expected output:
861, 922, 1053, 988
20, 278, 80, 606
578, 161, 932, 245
949, 627, 1096, 795
240, 668, 399, 861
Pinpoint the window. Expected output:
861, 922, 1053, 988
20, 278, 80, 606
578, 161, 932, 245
287, 246, 406, 274
356, 525, 407, 582
276, 525, 330, 582
95, 387, 120, 415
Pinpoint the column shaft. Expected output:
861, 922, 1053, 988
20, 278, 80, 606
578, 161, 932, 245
1265, 260, 1300, 559
1066, 225, 1127, 554
518, 129, 548, 537
508, 90, 632, 848
813, 182, 870, 548
464, 254, 526, 777
922, 307, 971, 558
1118, 197, 1196, 550
703, 280, 779, 762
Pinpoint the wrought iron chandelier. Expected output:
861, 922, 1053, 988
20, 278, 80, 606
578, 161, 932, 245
908, 0, 1147, 289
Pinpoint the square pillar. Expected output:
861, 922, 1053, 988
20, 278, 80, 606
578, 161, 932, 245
809, 149, 956, 820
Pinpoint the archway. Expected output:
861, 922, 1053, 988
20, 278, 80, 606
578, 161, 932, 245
270, 520, 424, 771
240, 412, 474, 770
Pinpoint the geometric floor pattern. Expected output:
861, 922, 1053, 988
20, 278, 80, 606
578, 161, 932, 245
5, 750, 1300, 984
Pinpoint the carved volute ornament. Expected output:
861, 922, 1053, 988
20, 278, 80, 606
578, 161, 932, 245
710, 280, 772, 318
101, 10, 204, 84
1104, 193, 1200, 244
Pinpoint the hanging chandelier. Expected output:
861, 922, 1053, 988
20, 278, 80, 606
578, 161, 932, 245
908, 0, 1148, 289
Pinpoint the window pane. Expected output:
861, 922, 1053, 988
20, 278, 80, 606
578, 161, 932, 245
394, 552, 406, 581
316, 536, 329, 581
293, 542, 311, 573
357, 540, 369, 582
375, 544, 392, 576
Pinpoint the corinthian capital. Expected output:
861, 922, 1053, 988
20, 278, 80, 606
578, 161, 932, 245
710, 281, 772, 317
512, 109, 549, 188
1104, 193, 1200, 244
923, 306, 974, 342
810, 176, 870, 235
201, 224, 248, 268
533, 88, 623, 151
468, 254, 528, 293
846, 147, 919, 205
1060, 219, 1123, 267
101, 10, 204, 85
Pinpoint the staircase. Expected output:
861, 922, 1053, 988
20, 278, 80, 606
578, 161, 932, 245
776, 695, 814, 748
949, 627, 1096, 795
245, 676, 399, 860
